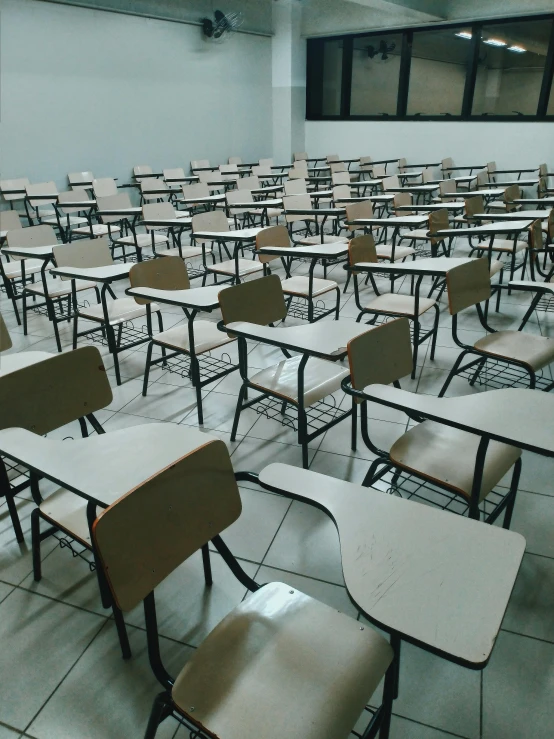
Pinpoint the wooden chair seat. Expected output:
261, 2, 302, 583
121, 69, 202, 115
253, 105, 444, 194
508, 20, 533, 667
171, 581, 393, 739
157, 245, 207, 259
389, 421, 522, 503
2, 259, 44, 279
207, 259, 263, 277
249, 207, 283, 218
489, 260, 504, 277
151, 320, 235, 355
72, 224, 121, 237
79, 297, 159, 325
474, 331, 554, 372
364, 293, 436, 317
25, 278, 97, 298
297, 234, 348, 246
115, 233, 169, 248
39, 488, 90, 546
375, 244, 415, 261
488, 239, 527, 254
250, 356, 348, 406
281, 275, 338, 298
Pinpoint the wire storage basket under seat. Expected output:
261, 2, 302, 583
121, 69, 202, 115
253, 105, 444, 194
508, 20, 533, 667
371, 466, 510, 521
284, 296, 333, 322
250, 394, 345, 433
54, 534, 96, 572
457, 356, 553, 390
157, 350, 235, 385
84, 319, 149, 349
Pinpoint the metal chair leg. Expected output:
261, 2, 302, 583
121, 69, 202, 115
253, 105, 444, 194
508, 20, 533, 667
31, 508, 42, 581
144, 692, 172, 739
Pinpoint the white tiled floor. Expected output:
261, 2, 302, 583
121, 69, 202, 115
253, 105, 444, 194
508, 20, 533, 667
1, 230, 554, 739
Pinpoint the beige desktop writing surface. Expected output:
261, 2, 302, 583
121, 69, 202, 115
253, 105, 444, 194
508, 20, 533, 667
259, 463, 525, 667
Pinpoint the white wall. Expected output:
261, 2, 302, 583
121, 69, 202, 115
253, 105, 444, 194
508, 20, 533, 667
305, 120, 554, 169
0, 0, 273, 189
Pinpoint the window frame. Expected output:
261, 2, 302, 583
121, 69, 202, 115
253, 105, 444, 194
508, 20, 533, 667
306, 12, 554, 122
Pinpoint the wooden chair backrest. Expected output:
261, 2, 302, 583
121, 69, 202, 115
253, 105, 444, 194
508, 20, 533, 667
191, 159, 210, 169
255, 225, 290, 264
372, 164, 386, 178
219, 274, 287, 327
326, 154, 339, 163
349, 234, 377, 268
548, 208, 554, 240
330, 162, 346, 173
68, 171, 93, 186
359, 156, 372, 167
259, 158, 274, 167
283, 193, 312, 223
428, 209, 449, 243
53, 237, 113, 279
475, 171, 489, 188
134, 165, 153, 176
226, 188, 252, 214
93, 178, 118, 198
237, 175, 259, 191
57, 189, 91, 214
382, 175, 399, 191
421, 168, 434, 184
287, 168, 307, 181
393, 192, 412, 214
1, 178, 30, 202
346, 200, 373, 231
333, 185, 351, 201
181, 183, 210, 199
129, 256, 190, 304
284, 178, 307, 195
141, 180, 168, 197
163, 168, 185, 180
294, 152, 308, 161
441, 157, 454, 171
439, 179, 457, 199
348, 318, 413, 391
26, 181, 58, 208
529, 219, 543, 251
464, 195, 484, 218
503, 184, 521, 211
332, 171, 350, 186
96, 192, 132, 225
191, 209, 230, 234
397, 158, 407, 172
142, 202, 176, 224
228, 157, 242, 165
0, 346, 112, 434
93, 439, 242, 611
0, 312, 12, 352
446, 258, 491, 315
0, 210, 22, 232
6, 224, 57, 261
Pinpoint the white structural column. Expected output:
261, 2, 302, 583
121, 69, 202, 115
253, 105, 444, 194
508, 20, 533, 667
272, 0, 306, 163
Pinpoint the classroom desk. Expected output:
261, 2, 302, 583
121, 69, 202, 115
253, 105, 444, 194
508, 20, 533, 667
285, 207, 345, 244
227, 199, 282, 226
513, 198, 554, 207
50, 263, 135, 385
258, 242, 349, 322
177, 194, 226, 209
258, 461, 525, 669
2, 243, 73, 352
394, 203, 465, 213
192, 227, 265, 283
489, 179, 539, 188
471, 211, 550, 222
383, 184, 439, 204
0, 350, 54, 378
0, 424, 213, 511
125, 284, 237, 423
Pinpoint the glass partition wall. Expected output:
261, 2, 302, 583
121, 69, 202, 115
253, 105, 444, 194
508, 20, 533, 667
306, 13, 554, 120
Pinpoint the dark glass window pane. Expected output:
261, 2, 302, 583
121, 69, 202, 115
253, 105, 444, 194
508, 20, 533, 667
407, 28, 469, 116
350, 33, 402, 115
322, 39, 343, 115
472, 19, 553, 116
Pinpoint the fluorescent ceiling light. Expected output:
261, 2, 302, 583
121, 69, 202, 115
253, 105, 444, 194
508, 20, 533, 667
483, 38, 507, 47
455, 31, 472, 39
508, 45, 526, 53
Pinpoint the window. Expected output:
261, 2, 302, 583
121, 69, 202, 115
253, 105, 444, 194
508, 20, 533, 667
407, 28, 469, 116
350, 33, 402, 116
321, 39, 343, 116
472, 19, 553, 116
306, 13, 554, 121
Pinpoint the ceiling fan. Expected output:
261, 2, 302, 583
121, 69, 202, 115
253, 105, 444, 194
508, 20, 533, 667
367, 40, 396, 60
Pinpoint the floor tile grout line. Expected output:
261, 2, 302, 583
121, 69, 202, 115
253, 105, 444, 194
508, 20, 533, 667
22, 618, 108, 735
